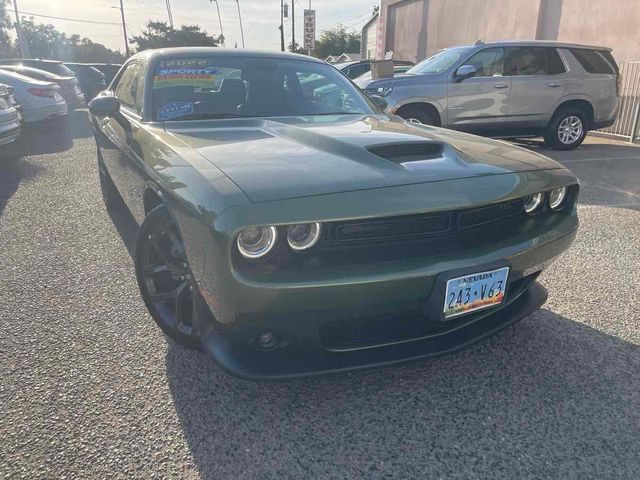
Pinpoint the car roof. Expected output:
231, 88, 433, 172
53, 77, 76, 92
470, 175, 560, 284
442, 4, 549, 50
469, 40, 612, 51
0, 69, 55, 86
1, 58, 65, 64
129, 47, 325, 64
0, 65, 68, 79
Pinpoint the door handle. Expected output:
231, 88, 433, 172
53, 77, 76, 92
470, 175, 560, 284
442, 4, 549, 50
547, 83, 562, 87
494, 84, 508, 89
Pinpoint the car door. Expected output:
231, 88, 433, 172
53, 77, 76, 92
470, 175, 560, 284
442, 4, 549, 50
505, 46, 567, 128
98, 61, 147, 222
446, 47, 511, 129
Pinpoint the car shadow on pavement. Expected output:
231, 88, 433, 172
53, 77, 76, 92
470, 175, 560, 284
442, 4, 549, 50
164, 309, 639, 479
0, 156, 44, 218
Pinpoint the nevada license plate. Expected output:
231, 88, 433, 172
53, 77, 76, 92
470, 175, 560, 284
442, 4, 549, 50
443, 267, 509, 319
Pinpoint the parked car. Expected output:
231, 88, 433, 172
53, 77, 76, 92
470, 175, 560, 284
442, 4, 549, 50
0, 95, 22, 145
0, 58, 76, 78
64, 63, 107, 100
88, 48, 578, 379
0, 65, 84, 109
335, 59, 414, 79
353, 64, 413, 83
356, 40, 620, 150
84, 63, 122, 85
0, 83, 21, 114
0, 70, 67, 123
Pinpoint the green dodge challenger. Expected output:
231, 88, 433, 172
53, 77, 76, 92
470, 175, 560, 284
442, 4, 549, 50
89, 48, 578, 379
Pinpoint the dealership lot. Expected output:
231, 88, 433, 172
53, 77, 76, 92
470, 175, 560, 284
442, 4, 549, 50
1, 112, 638, 479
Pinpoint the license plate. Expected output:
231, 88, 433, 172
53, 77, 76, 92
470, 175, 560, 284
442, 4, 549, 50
443, 267, 509, 319
54, 92, 64, 102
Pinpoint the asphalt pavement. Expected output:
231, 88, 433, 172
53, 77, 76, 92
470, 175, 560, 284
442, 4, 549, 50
1, 112, 639, 479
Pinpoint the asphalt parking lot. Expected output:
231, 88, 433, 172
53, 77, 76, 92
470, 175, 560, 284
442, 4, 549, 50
1, 112, 639, 480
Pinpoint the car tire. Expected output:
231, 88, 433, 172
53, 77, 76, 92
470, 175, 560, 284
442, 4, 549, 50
97, 152, 122, 211
544, 107, 587, 150
135, 205, 203, 350
397, 105, 437, 126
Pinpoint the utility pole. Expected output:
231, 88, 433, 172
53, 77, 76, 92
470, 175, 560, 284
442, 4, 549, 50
307, 0, 311, 56
279, 0, 285, 52
12, 0, 28, 57
211, 0, 225, 47
236, 0, 245, 48
165, 0, 174, 28
118, 0, 130, 57
291, 0, 295, 52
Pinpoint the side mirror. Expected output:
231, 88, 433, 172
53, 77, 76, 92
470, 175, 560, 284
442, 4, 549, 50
369, 94, 388, 110
455, 64, 477, 82
88, 94, 120, 117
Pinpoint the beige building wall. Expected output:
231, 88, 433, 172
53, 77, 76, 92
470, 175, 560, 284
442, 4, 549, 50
539, 0, 640, 63
379, 0, 640, 64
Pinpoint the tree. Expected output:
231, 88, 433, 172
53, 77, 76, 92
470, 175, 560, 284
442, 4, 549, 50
0, 0, 17, 57
11, 17, 124, 62
130, 21, 221, 52
312, 25, 360, 59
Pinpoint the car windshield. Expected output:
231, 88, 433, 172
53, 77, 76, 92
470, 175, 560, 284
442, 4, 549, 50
151, 57, 376, 121
407, 47, 469, 74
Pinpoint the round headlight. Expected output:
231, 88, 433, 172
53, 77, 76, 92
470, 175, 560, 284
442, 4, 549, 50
287, 223, 322, 251
549, 187, 567, 210
237, 226, 277, 259
523, 192, 544, 214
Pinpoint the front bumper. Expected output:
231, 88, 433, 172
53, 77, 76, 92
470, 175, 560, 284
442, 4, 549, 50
179, 167, 579, 379
198, 223, 575, 379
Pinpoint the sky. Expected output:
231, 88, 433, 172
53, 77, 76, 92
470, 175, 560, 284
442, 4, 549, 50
10, 0, 379, 53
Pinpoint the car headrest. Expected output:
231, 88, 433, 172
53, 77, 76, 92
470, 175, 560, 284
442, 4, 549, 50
220, 78, 246, 98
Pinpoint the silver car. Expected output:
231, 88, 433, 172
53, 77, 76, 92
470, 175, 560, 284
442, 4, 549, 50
356, 41, 619, 150
0, 70, 67, 123
0, 94, 22, 146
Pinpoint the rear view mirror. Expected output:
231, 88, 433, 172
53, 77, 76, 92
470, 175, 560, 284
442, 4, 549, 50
88, 94, 120, 117
369, 95, 388, 110
455, 65, 477, 82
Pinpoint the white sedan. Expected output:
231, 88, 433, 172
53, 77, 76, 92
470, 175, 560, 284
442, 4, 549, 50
0, 70, 67, 124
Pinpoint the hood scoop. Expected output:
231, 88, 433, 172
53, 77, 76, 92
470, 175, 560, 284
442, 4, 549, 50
366, 141, 444, 164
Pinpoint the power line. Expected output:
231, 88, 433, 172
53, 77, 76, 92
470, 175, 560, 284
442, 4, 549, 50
16, 10, 121, 25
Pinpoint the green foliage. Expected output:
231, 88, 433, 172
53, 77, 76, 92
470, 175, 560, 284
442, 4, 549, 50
0, 0, 17, 57
130, 21, 221, 52
312, 24, 361, 59
1, 14, 124, 62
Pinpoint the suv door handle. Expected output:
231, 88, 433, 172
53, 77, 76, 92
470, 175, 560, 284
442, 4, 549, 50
547, 83, 562, 87
494, 84, 509, 89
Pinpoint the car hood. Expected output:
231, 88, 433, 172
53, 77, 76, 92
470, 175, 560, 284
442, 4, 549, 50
166, 115, 563, 203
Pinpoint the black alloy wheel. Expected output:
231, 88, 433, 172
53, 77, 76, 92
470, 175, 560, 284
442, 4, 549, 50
135, 205, 202, 349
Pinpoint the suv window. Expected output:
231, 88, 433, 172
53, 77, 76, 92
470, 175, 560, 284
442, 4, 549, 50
115, 63, 143, 113
465, 48, 504, 77
507, 47, 561, 75
570, 48, 616, 74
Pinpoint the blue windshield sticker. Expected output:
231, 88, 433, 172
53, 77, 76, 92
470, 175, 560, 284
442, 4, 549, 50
157, 102, 194, 120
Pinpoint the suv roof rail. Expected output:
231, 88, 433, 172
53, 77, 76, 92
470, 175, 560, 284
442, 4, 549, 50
473, 40, 484, 46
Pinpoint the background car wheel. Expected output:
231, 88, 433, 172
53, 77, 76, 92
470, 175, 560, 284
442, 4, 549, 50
396, 105, 437, 126
544, 108, 587, 150
135, 205, 202, 350
97, 153, 121, 210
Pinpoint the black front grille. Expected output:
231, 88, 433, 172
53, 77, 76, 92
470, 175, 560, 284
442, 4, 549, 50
326, 198, 525, 247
